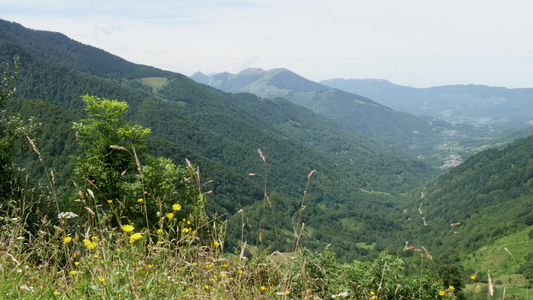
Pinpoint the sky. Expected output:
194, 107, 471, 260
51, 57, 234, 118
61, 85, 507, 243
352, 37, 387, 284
2, 0, 533, 88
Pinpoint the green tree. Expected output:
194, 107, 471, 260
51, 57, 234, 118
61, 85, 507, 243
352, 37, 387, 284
72, 95, 150, 223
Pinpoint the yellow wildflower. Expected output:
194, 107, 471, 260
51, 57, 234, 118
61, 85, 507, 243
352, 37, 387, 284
439, 290, 445, 296
70, 270, 77, 275
213, 241, 220, 247
261, 286, 266, 291
129, 233, 142, 244
182, 228, 189, 234
107, 200, 113, 204
98, 277, 105, 283
285, 290, 290, 295
137, 198, 143, 203
157, 228, 163, 234
74, 262, 80, 266
53, 291, 60, 296
166, 213, 174, 220
63, 236, 72, 244
173, 204, 181, 211
471, 275, 476, 281
449, 285, 455, 291
122, 224, 135, 233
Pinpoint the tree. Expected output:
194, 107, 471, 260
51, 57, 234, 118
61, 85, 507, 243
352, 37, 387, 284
72, 95, 150, 224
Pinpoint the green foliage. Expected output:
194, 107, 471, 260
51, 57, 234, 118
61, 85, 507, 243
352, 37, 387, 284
0, 56, 37, 198
72, 95, 150, 207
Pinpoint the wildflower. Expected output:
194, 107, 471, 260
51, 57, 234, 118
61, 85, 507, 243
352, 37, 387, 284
107, 200, 113, 204
129, 233, 142, 244
157, 241, 164, 245
58, 212, 78, 219
182, 228, 189, 234
83, 239, 97, 250
449, 285, 455, 291
261, 286, 266, 291
285, 290, 290, 295
173, 204, 181, 211
187, 220, 191, 225
122, 224, 135, 233
213, 241, 220, 247
221, 264, 228, 268
220, 272, 226, 278
192, 230, 197, 236
439, 290, 445, 296
148, 264, 153, 269
471, 275, 477, 281
53, 291, 60, 296
137, 198, 143, 203
204, 285, 209, 290
93, 254, 98, 259
63, 236, 72, 244
98, 277, 105, 283
70, 271, 77, 275
166, 213, 174, 220
238, 270, 243, 274
182, 218, 186, 223
476, 285, 481, 289
157, 228, 163, 234
74, 262, 80, 266
91, 236, 98, 241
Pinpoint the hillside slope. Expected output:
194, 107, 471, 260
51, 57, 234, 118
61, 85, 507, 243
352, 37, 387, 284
321, 78, 533, 130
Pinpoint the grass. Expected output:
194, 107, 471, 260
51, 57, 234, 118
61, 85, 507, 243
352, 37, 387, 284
140, 77, 168, 92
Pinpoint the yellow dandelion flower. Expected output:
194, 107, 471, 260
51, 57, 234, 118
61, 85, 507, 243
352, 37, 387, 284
74, 261, 80, 266
220, 272, 226, 278
192, 230, 197, 236
166, 213, 174, 220
122, 224, 135, 233
82, 239, 91, 246
148, 264, 153, 269
157, 228, 163, 234
192, 262, 197, 266
63, 236, 72, 244
53, 291, 60, 296
471, 275, 476, 281
91, 236, 98, 241
69, 270, 77, 275
86, 242, 97, 250
137, 198, 143, 203
173, 204, 181, 211
157, 241, 164, 245
449, 285, 455, 291
182, 228, 189, 234
107, 200, 113, 204
187, 220, 191, 225
213, 241, 220, 247
221, 264, 228, 268
204, 285, 209, 290
93, 254, 98, 259
371, 291, 375, 295
439, 290, 445, 296
285, 290, 290, 295
238, 270, 243, 274
182, 218, 186, 223
129, 233, 142, 244
98, 277, 105, 283
261, 286, 266, 291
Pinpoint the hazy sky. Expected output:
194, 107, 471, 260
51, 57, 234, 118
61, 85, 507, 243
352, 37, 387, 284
2, 0, 533, 88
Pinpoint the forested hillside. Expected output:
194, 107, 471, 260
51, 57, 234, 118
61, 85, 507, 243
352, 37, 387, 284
2, 19, 533, 298
0, 19, 439, 259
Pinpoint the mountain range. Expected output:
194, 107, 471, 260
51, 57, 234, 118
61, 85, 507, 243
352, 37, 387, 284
321, 78, 533, 130
1, 18, 533, 286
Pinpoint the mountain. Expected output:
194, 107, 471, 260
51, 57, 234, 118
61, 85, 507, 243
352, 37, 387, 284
190, 68, 502, 168
0, 19, 441, 259
400, 134, 533, 261
321, 78, 533, 130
